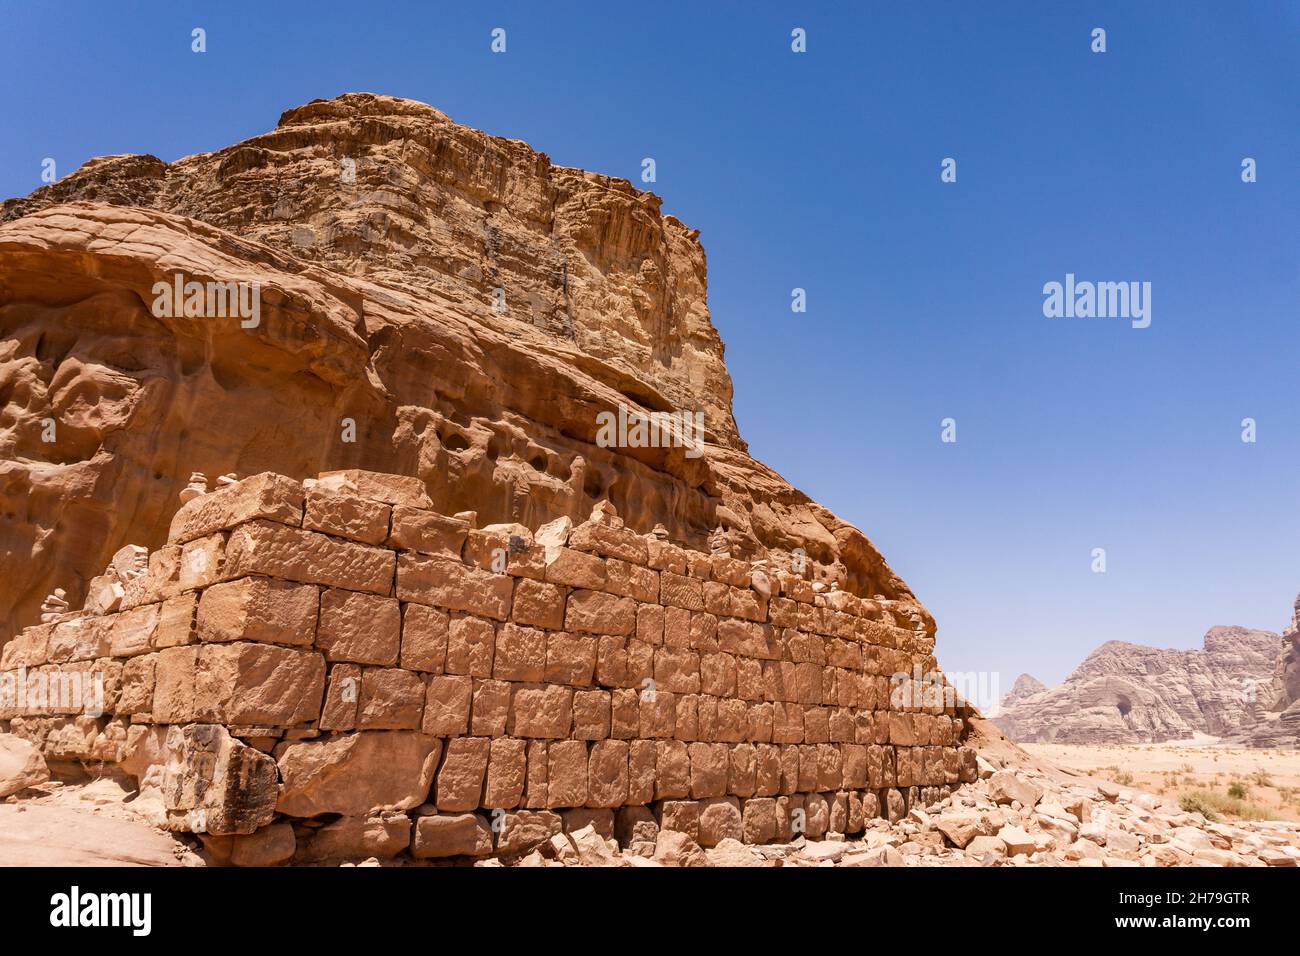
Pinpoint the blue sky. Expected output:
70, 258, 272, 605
3, 1, 1297, 692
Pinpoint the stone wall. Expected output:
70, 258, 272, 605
0, 469, 975, 863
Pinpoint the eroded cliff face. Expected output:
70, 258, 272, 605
0, 93, 923, 640
993, 627, 1282, 745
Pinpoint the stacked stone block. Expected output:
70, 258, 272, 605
0, 469, 976, 861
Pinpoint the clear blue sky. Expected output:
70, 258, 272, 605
3, 2, 1297, 695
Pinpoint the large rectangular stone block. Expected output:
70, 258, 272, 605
197, 577, 319, 646
224, 520, 395, 595
397, 554, 513, 620
168, 473, 304, 544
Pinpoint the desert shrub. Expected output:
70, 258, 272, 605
1180, 789, 1271, 822
1228, 781, 1248, 800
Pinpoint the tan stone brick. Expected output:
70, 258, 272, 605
304, 489, 391, 545
524, 740, 549, 808
543, 547, 606, 590
690, 612, 719, 652
358, 667, 425, 730
715, 698, 749, 743
626, 639, 654, 686
422, 675, 472, 736
628, 739, 656, 806
755, 744, 782, 796
659, 572, 703, 611
686, 551, 712, 580
797, 745, 819, 792
317, 589, 401, 665
674, 694, 699, 741
702, 581, 730, 617
195, 642, 326, 727
638, 688, 676, 738
507, 684, 572, 738
653, 647, 700, 694
412, 812, 492, 858
387, 505, 469, 557
594, 636, 627, 687
400, 603, 447, 673
316, 470, 431, 509
496, 809, 562, 855
658, 799, 699, 840
605, 559, 658, 602
747, 702, 774, 743
483, 737, 527, 809
646, 538, 688, 574
168, 472, 304, 544
155, 592, 197, 648
688, 741, 728, 799
728, 743, 757, 798
118, 653, 157, 715
773, 700, 804, 743
152, 645, 199, 723
511, 578, 565, 629
471, 679, 511, 737
742, 797, 778, 843
636, 603, 665, 645
320, 663, 361, 731
493, 622, 546, 681
197, 577, 318, 647
662, 605, 691, 648
697, 796, 742, 847
397, 554, 513, 621
564, 589, 636, 636
546, 739, 588, 808
610, 688, 639, 739
572, 689, 611, 740
567, 521, 649, 565
435, 737, 489, 811
586, 739, 629, 808
700, 652, 736, 697
445, 615, 495, 677
804, 705, 830, 743
842, 743, 868, 789
817, 742, 843, 791
719, 619, 781, 659
544, 632, 597, 685
655, 740, 691, 800
696, 696, 717, 742
109, 604, 159, 658
224, 520, 394, 595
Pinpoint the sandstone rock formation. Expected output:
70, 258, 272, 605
0, 92, 921, 639
992, 673, 1045, 716
1236, 593, 1300, 747
994, 626, 1285, 745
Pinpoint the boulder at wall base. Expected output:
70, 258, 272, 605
0, 733, 50, 797
155, 724, 279, 836
276, 731, 442, 817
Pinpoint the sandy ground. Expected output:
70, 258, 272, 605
1024, 742, 1300, 822
0, 778, 192, 866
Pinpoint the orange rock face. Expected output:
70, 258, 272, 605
0, 92, 923, 642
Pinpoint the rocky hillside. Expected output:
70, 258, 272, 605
993, 626, 1286, 745
0, 93, 923, 640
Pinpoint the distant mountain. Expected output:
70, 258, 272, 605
993, 625, 1286, 745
